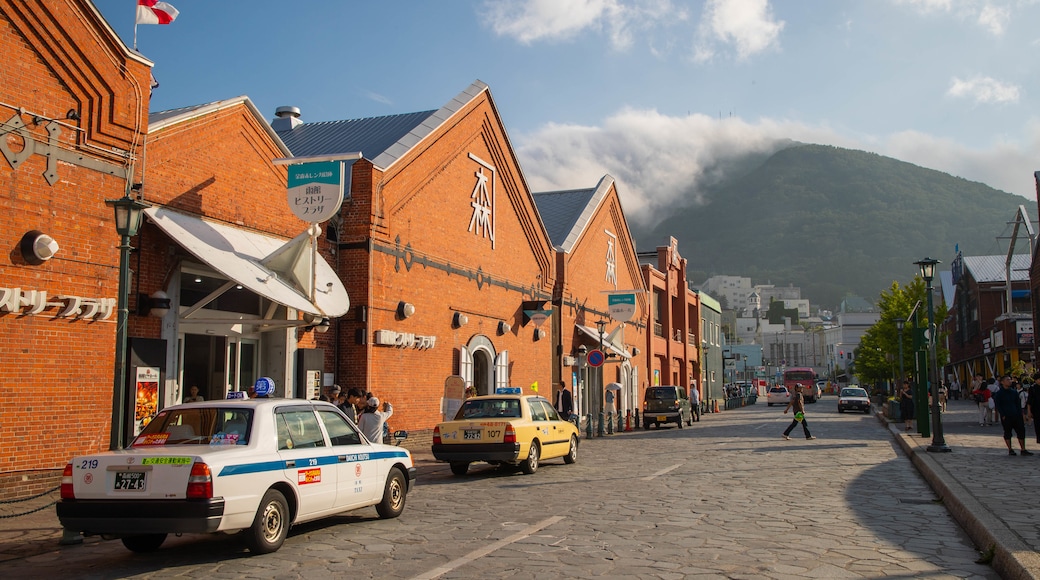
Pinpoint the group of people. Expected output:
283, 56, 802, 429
969, 373, 1040, 455
321, 385, 394, 445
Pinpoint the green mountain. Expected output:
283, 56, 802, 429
635, 144, 1033, 310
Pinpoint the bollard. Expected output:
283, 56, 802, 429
617, 413, 624, 433
625, 411, 632, 431
607, 413, 614, 435
60, 526, 83, 545
634, 408, 640, 428
597, 411, 605, 436
586, 413, 593, 438
713, 399, 720, 413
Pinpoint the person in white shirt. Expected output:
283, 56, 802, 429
358, 396, 393, 444
690, 382, 701, 422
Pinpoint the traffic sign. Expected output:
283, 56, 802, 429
587, 349, 605, 367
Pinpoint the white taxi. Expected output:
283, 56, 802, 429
56, 399, 415, 554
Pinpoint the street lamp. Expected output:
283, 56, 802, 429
105, 192, 150, 450
895, 317, 905, 398
596, 319, 606, 437
915, 257, 950, 453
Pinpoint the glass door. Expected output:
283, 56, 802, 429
227, 338, 259, 395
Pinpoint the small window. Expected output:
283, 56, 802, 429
276, 409, 326, 449
529, 400, 549, 421
318, 409, 362, 446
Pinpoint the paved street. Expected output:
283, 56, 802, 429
0, 399, 1010, 579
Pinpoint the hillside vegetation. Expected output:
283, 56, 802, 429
634, 144, 1032, 309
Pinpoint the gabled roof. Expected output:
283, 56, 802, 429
149, 96, 292, 158
274, 80, 490, 171
532, 175, 615, 252
963, 254, 1031, 283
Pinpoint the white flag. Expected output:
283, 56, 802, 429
136, 0, 179, 25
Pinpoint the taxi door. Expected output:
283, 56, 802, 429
316, 408, 381, 510
528, 399, 567, 458
274, 408, 338, 516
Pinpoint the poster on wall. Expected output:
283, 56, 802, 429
654, 369, 660, 386
134, 367, 160, 435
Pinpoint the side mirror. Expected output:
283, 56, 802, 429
393, 430, 408, 443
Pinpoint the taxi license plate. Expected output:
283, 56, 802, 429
464, 429, 482, 440
657, 416, 667, 422
114, 471, 147, 491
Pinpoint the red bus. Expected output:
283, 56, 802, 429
782, 367, 820, 403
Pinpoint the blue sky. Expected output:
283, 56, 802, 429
96, 0, 1040, 227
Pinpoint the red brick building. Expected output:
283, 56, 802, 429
533, 175, 648, 431
0, 0, 153, 496
275, 81, 557, 440
640, 238, 702, 400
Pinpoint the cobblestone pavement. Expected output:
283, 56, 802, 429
0, 397, 1029, 578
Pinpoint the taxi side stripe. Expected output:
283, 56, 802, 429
217, 449, 410, 477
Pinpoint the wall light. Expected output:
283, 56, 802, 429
452, 312, 468, 328
397, 301, 415, 319
534, 328, 547, 341
20, 231, 59, 265
314, 318, 331, 333
498, 321, 511, 335
137, 290, 171, 318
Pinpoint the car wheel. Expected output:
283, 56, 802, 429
521, 441, 540, 474
563, 435, 578, 464
245, 489, 289, 554
643, 420, 650, 430
449, 462, 469, 475
375, 468, 407, 519
121, 533, 167, 553
864, 409, 871, 414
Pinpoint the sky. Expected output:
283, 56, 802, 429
96, 0, 1040, 228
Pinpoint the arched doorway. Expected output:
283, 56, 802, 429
460, 335, 508, 396
473, 348, 491, 395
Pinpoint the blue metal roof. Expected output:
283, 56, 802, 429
532, 188, 596, 248
276, 110, 436, 161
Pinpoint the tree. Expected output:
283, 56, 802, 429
856, 278, 948, 388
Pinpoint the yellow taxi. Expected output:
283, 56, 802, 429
432, 394, 579, 475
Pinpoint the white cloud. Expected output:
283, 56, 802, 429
977, 4, 1010, 35
693, 0, 784, 63
894, 0, 1015, 35
515, 109, 1039, 230
364, 91, 393, 106
947, 76, 1021, 104
480, 0, 686, 49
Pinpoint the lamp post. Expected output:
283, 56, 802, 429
105, 192, 150, 450
742, 355, 748, 385
895, 317, 905, 398
596, 319, 606, 437
915, 257, 950, 453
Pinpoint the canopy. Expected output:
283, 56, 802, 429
575, 324, 631, 359
145, 207, 349, 317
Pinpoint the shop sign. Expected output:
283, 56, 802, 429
1018, 319, 1033, 346
373, 329, 437, 349
287, 160, 345, 223
608, 292, 636, 322
0, 286, 115, 320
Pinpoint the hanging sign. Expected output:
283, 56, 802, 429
287, 161, 345, 223
608, 293, 636, 323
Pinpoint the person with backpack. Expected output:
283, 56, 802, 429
972, 380, 991, 427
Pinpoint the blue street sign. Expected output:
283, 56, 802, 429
587, 349, 605, 367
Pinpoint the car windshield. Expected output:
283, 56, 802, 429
131, 407, 253, 446
646, 388, 679, 400
455, 398, 521, 419
841, 389, 868, 397
770, 387, 787, 393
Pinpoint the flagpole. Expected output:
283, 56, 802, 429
133, 21, 138, 50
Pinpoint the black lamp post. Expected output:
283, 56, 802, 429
106, 193, 150, 450
895, 317, 905, 397
915, 257, 950, 453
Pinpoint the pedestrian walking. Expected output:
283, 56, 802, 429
900, 380, 915, 432
358, 396, 393, 444
972, 381, 991, 426
604, 388, 616, 434
993, 374, 1032, 456
949, 376, 961, 401
690, 381, 701, 422
782, 384, 816, 440
1028, 372, 1040, 443
555, 381, 573, 418
987, 378, 1000, 425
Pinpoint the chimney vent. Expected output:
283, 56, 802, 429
272, 106, 302, 131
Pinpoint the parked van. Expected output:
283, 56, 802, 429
642, 385, 694, 429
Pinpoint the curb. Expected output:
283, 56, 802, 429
875, 409, 1040, 580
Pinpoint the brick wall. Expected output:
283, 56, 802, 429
0, 0, 151, 483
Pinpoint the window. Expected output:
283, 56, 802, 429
275, 409, 327, 450
456, 398, 521, 419
317, 409, 362, 446
132, 407, 253, 446
529, 400, 549, 421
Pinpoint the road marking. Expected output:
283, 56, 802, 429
410, 516, 564, 580
641, 463, 682, 481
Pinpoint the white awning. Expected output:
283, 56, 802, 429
576, 324, 631, 359
145, 207, 349, 318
